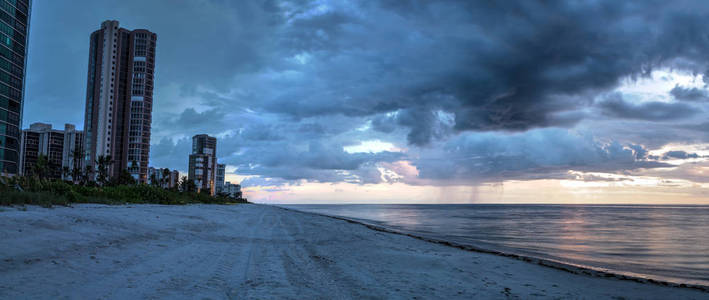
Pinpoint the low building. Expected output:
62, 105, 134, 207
61, 124, 84, 181
148, 167, 180, 189
169, 170, 180, 189
223, 181, 242, 199
20, 123, 84, 180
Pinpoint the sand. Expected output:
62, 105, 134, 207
0, 204, 706, 299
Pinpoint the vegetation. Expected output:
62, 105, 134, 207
1, 154, 248, 208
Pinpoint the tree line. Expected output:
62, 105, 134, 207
1, 151, 247, 207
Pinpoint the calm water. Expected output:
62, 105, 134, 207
281, 204, 709, 286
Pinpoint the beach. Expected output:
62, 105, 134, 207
0, 204, 706, 299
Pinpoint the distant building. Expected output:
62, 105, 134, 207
0, 0, 32, 176
20, 123, 84, 180
188, 134, 217, 195
169, 169, 180, 189
223, 181, 242, 199
83, 20, 157, 183
148, 166, 159, 185
215, 163, 225, 194
148, 167, 179, 189
61, 124, 84, 181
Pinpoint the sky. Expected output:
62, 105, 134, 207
23, 0, 709, 204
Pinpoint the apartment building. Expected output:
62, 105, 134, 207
188, 134, 217, 195
0, 0, 32, 176
20, 123, 83, 180
83, 20, 157, 183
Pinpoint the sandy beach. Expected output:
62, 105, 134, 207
0, 204, 706, 299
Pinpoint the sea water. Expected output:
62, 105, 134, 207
281, 204, 709, 286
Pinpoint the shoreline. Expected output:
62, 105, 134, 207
1, 204, 707, 299
274, 204, 709, 292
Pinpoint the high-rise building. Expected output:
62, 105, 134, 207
83, 20, 157, 183
0, 0, 31, 176
19, 123, 83, 180
188, 134, 217, 195
216, 163, 225, 194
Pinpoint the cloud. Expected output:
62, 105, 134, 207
639, 160, 709, 183
661, 150, 700, 160
24, 0, 709, 189
226, 138, 404, 184
243, 0, 709, 145
371, 109, 454, 145
409, 129, 671, 184
597, 93, 698, 121
670, 85, 709, 102
176, 108, 226, 127
149, 137, 192, 173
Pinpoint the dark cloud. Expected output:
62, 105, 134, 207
679, 122, 709, 132
670, 85, 709, 102
662, 150, 701, 160
249, 0, 709, 144
628, 144, 650, 160
597, 93, 698, 121
410, 129, 670, 184
176, 108, 225, 126
371, 109, 454, 145
23, 0, 709, 188
240, 124, 286, 141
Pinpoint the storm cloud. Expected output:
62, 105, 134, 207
597, 93, 698, 121
410, 129, 670, 184
670, 85, 709, 102
23, 0, 709, 188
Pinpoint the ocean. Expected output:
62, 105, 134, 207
281, 204, 709, 286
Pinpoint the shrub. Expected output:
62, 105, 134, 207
0, 175, 247, 207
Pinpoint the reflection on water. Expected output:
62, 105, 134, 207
282, 204, 709, 285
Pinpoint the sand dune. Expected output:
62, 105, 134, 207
0, 204, 706, 299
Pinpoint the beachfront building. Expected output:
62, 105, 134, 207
82, 20, 157, 183
223, 181, 242, 199
61, 124, 84, 181
148, 166, 179, 189
169, 169, 179, 188
215, 163, 225, 194
0, 0, 31, 176
188, 134, 217, 195
19, 123, 84, 180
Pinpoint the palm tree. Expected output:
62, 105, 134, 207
71, 149, 84, 183
95, 155, 114, 186
62, 166, 71, 181
84, 165, 94, 185
179, 176, 195, 192
161, 168, 171, 188
34, 154, 49, 181
149, 173, 158, 187
116, 169, 136, 186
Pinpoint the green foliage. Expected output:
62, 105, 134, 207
33, 154, 50, 181
111, 170, 137, 186
95, 155, 114, 186
0, 175, 248, 208
0, 190, 69, 208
